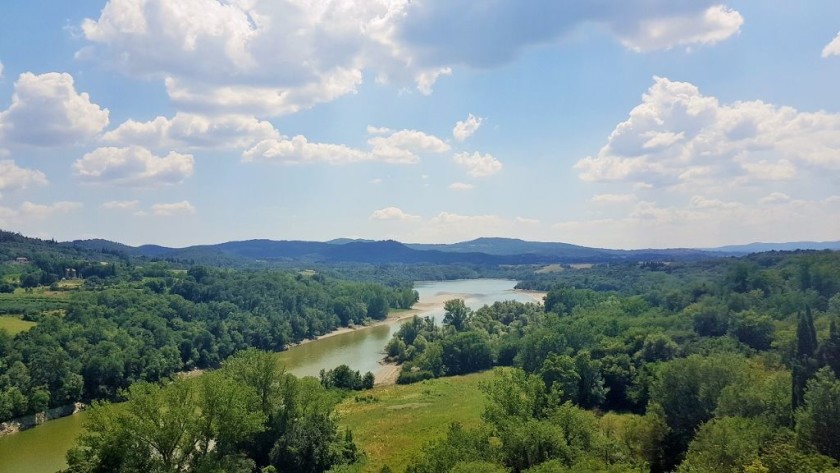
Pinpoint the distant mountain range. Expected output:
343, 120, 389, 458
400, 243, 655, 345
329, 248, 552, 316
65, 236, 838, 267
5, 230, 838, 267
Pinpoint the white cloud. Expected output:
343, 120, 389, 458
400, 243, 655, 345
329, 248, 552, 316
453, 151, 502, 177
369, 206, 421, 221
74, 146, 194, 187
448, 182, 474, 191
244, 127, 449, 165
591, 193, 638, 205
516, 217, 540, 225
758, 192, 790, 205
0, 72, 109, 146
453, 113, 483, 141
244, 135, 370, 165
416, 67, 451, 95
0, 160, 48, 195
368, 128, 450, 163
369, 178, 383, 184
152, 200, 196, 217
102, 113, 279, 149
575, 76, 840, 189
101, 200, 140, 210
19, 201, 83, 219
0, 201, 82, 233
822, 32, 840, 58
0, 61, 4, 79
79, 1, 742, 115
614, 5, 743, 52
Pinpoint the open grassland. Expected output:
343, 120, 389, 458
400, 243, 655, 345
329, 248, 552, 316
0, 315, 37, 335
336, 370, 493, 473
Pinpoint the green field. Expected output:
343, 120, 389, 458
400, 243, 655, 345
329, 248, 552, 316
0, 315, 37, 335
336, 371, 493, 473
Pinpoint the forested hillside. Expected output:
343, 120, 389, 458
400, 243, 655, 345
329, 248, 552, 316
0, 259, 416, 422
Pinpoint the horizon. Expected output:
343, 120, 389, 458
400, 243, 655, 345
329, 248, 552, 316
11, 229, 840, 253
1, 2, 840, 248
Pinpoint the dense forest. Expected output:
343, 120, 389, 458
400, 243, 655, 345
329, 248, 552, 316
0, 257, 417, 421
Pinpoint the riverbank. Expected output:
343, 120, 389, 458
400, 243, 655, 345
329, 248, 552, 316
287, 291, 473, 349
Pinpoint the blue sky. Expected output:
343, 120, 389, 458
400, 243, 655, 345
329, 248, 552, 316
1, 0, 839, 249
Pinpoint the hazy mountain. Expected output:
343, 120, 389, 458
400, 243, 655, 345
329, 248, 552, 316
708, 241, 840, 254
33, 234, 836, 268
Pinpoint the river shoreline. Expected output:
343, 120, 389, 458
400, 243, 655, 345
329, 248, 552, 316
0, 286, 547, 438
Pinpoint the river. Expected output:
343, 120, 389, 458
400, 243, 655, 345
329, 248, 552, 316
0, 279, 540, 473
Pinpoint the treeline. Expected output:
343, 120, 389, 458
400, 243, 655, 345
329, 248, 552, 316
388, 251, 840, 472
62, 349, 359, 473
0, 265, 417, 422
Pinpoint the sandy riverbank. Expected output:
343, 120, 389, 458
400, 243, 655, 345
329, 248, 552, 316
516, 289, 548, 303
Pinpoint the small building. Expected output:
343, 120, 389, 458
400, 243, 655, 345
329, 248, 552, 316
14, 257, 29, 264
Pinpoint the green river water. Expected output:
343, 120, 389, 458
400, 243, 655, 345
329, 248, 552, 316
0, 279, 538, 473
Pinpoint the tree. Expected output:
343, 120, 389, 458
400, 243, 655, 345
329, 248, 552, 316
440, 331, 492, 375
650, 354, 750, 468
678, 417, 772, 473
443, 299, 472, 332
818, 318, 840, 377
792, 309, 819, 410
730, 311, 774, 350
795, 367, 840, 460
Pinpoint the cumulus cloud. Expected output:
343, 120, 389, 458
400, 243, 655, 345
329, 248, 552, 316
453, 113, 483, 141
453, 152, 502, 177
0, 72, 109, 146
612, 5, 743, 52
73, 146, 194, 187
591, 193, 638, 205
102, 113, 279, 149
822, 32, 840, 58
152, 200, 196, 216
0, 160, 48, 196
0, 61, 4, 79
244, 127, 449, 165
79, 1, 742, 115
575, 76, 840, 189
369, 206, 421, 221
101, 200, 140, 210
448, 182, 474, 191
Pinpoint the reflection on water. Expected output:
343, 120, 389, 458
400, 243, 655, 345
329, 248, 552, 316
0, 279, 538, 473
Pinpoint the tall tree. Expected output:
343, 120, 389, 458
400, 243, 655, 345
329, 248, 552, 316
819, 318, 840, 377
792, 309, 819, 411
443, 299, 472, 332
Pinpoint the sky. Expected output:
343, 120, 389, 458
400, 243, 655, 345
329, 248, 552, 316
0, 0, 839, 249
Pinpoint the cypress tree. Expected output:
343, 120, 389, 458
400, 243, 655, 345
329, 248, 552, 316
793, 309, 818, 411
820, 319, 840, 377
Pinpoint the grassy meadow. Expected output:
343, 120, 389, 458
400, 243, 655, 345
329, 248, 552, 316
336, 370, 493, 473
0, 315, 37, 335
